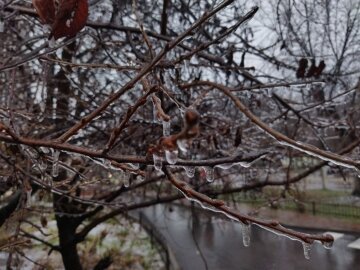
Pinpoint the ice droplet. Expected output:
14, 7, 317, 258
203, 166, 214, 182
183, 60, 190, 75
0, 20, 4, 33
165, 150, 178, 165
163, 120, 171, 136
183, 166, 195, 178
302, 242, 311, 260
52, 150, 60, 177
322, 240, 333, 249
321, 235, 334, 249
242, 223, 251, 247
153, 154, 163, 171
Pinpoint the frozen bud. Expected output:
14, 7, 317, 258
160, 135, 178, 151
184, 109, 200, 127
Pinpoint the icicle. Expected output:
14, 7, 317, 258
165, 150, 178, 165
183, 60, 190, 76
177, 139, 189, 153
163, 120, 171, 136
183, 166, 195, 178
123, 170, 130, 187
48, 37, 56, 48
39, 159, 47, 171
44, 174, 52, 185
242, 223, 251, 247
52, 150, 60, 177
0, 19, 4, 33
26, 189, 32, 208
153, 154, 163, 171
302, 242, 311, 260
153, 104, 158, 123
203, 166, 214, 182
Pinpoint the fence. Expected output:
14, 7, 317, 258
233, 195, 360, 219
283, 200, 360, 218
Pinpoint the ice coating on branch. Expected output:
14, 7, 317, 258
153, 154, 163, 171
302, 242, 311, 260
0, 20, 4, 33
216, 154, 267, 170
216, 163, 235, 170
127, 163, 140, 169
102, 158, 111, 168
242, 223, 251, 247
203, 166, 214, 182
52, 150, 60, 177
183, 166, 195, 178
165, 150, 178, 165
278, 140, 360, 172
163, 120, 171, 136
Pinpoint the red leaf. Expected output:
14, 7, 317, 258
32, 0, 56, 25
33, 0, 88, 40
50, 0, 89, 40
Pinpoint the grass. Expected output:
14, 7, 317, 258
221, 188, 360, 220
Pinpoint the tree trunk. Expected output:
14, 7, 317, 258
55, 200, 83, 270
352, 177, 360, 197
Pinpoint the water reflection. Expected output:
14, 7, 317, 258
136, 203, 360, 270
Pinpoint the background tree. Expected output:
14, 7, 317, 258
1, 0, 359, 268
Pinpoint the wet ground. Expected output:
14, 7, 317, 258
135, 203, 360, 270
